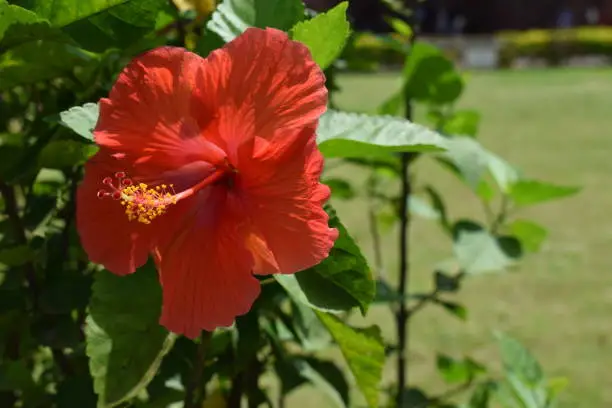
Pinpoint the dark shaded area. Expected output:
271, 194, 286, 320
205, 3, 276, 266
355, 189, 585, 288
306, 0, 612, 34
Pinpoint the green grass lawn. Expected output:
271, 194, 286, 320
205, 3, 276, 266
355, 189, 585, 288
326, 68, 612, 407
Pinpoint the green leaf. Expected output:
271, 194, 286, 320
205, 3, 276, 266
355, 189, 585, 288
440, 137, 517, 192
316, 312, 384, 408
291, 2, 350, 70
316, 110, 448, 159
13, 0, 127, 27
508, 220, 548, 253
435, 299, 468, 321
275, 206, 373, 314
59, 102, 99, 141
11, 0, 169, 52
207, 0, 305, 43
442, 109, 481, 138
292, 300, 332, 352
295, 357, 350, 408
376, 91, 404, 117
61, 0, 169, 52
86, 264, 175, 408
324, 177, 355, 200
434, 270, 460, 293
387, 17, 412, 37
453, 221, 516, 274
495, 332, 544, 386
403, 41, 464, 104
0, 245, 35, 267
0, 2, 68, 50
436, 354, 485, 384
408, 196, 440, 220
509, 180, 581, 207
0, 42, 97, 90
463, 381, 496, 408
38, 140, 97, 168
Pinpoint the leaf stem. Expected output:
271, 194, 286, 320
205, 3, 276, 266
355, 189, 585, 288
184, 330, 213, 408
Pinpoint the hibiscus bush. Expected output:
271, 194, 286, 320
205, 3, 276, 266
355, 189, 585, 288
0, 1, 580, 408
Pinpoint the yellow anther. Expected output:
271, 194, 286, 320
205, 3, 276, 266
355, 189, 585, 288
120, 182, 176, 224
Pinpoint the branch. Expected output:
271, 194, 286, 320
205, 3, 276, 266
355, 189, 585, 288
184, 330, 213, 408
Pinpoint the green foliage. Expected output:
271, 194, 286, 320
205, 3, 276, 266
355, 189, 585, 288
317, 312, 385, 408
0, 1, 578, 407
403, 41, 464, 104
291, 2, 350, 70
509, 180, 581, 207
317, 109, 448, 158
86, 265, 174, 407
58, 103, 99, 141
207, 0, 304, 42
498, 27, 612, 67
276, 205, 374, 314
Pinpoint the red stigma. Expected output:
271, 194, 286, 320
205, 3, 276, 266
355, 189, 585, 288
97, 190, 110, 199
103, 177, 113, 185
115, 172, 126, 179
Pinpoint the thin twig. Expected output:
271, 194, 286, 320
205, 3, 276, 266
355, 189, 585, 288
184, 330, 213, 408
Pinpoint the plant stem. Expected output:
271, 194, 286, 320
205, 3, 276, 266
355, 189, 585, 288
184, 330, 213, 408
228, 372, 244, 408
395, 150, 413, 407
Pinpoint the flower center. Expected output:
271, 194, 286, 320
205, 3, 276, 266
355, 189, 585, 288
97, 163, 236, 225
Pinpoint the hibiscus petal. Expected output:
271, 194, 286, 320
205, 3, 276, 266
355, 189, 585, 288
198, 27, 328, 162
241, 128, 338, 275
76, 150, 160, 275
95, 46, 227, 169
155, 187, 260, 338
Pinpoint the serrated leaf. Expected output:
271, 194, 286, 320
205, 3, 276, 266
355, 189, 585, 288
316, 110, 448, 158
508, 220, 547, 253
0, 2, 68, 50
59, 102, 99, 141
316, 312, 384, 408
275, 206, 373, 314
509, 180, 581, 207
86, 264, 175, 408
207, 0, 304, 43
291, 2, 350, 70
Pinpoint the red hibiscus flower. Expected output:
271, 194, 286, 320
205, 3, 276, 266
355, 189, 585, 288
76, 27, 338, 338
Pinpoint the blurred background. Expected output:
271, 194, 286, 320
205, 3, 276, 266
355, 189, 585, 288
299, 0, 612, 407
